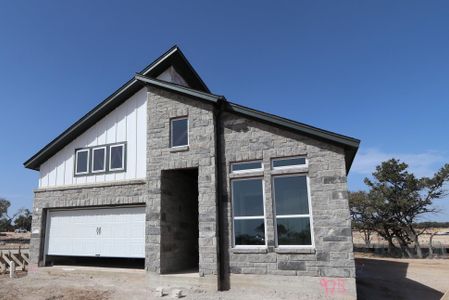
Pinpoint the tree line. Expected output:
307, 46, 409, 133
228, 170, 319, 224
0, 198, 32, 232
349, 159, 449, 258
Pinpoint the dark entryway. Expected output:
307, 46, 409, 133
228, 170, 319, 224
160, 168, 199, 274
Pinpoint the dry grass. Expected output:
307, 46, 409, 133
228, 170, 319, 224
0, 232, 30, 250
352, 227, 449, 248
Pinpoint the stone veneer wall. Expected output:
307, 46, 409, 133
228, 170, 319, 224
145, 87, 218, 277
29, 180, 149, 265
30, 84, 355, 287
220, 113, 355, 278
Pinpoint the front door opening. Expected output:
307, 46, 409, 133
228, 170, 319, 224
160, 168, 199, 274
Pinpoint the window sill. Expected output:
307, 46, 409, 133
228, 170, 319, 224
231, 248, 268, 254
275, 248, 316, 254
169, 145, 189, 152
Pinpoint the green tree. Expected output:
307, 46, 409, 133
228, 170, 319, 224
350, 159, 449, 258
0, 198, 32, 232
14, 209, 32, 231
349, 191, 372, 247
0, 198, 14, 231
0, 198, 10, 217
349, 190, 399, 255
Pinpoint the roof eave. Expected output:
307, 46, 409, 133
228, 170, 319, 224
224, 102, 360, 174
23, 79, 144, 171
135, 74, 222, 103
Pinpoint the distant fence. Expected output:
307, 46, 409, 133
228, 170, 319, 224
0, 248, 30, 277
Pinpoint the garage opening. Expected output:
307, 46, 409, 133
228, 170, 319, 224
43, 206, 146, 269
160, 168, 199, 274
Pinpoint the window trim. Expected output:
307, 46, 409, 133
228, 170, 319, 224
272, 173, 315, 249
91, 146, 107, 173
271, 156, 307, 170
231, 177, 267, 249
74, 149, 90, 175
109, 143, 126, 172
230, 160, 264, 174
170, 116, 189, 148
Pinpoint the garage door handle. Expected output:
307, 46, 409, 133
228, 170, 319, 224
99, 227, 101, 235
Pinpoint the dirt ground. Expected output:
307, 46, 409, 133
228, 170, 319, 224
0, 255, 448, 300
355, 253, 449, 300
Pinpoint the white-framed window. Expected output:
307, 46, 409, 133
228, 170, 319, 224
74, 149, 90, 175
170, 117, 189, 148
92, 146, 107, 173
272, 174, 314, 247
230, 160, 263, 173
272, 156, 307, 170
231, 178, 266, 247
109, 143, 125, 171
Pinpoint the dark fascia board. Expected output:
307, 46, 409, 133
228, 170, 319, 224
226, 102, 360, 148
24, 48, 360, 172
135, 74, 223, 104
223, 102, 360, 172
135, 76, 360, 172
139, 45, 210, 93
24, 45, 210, 171
24, 79, 144, 170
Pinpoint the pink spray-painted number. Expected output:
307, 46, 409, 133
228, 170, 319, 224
320, 278, 347, 296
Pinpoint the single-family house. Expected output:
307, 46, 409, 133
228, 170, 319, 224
24, 46, 360, 298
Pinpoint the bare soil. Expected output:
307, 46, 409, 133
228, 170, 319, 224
1, 232, 448, 299
0, 256, 448, 300
355, 253, 449, 300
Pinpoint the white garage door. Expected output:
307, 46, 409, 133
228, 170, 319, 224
45, 206, 145, 258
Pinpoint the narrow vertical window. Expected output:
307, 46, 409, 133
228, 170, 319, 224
109, 144, 125, 171
75, 149, 89, 175
170, 117, 188, 147
92, 146, 106, 173
232, 178, 265, 246
273, 175, 313, 246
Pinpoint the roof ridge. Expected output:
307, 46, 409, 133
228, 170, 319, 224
24, 47, 360, 172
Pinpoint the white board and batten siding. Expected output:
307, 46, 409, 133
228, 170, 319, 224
39, 88, 148, 188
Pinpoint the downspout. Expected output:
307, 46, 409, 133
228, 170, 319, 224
214, 97, 227, 290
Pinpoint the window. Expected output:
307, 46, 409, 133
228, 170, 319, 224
272, 157, 306, 169
109, 144, 125, 171
74, 143, 126, 176
170, 117, 188, 147
92, 147, 106, 173
231, 161, 263, 173
232, 178, 265, 246
75, 149, 89, 175
273, 175, 313, 246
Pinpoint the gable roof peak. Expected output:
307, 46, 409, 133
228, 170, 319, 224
139, 45, 210, 93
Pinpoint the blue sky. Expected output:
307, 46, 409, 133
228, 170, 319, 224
1, 1, 449, 221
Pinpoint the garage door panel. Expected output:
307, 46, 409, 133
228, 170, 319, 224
45, 206, 145, 258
